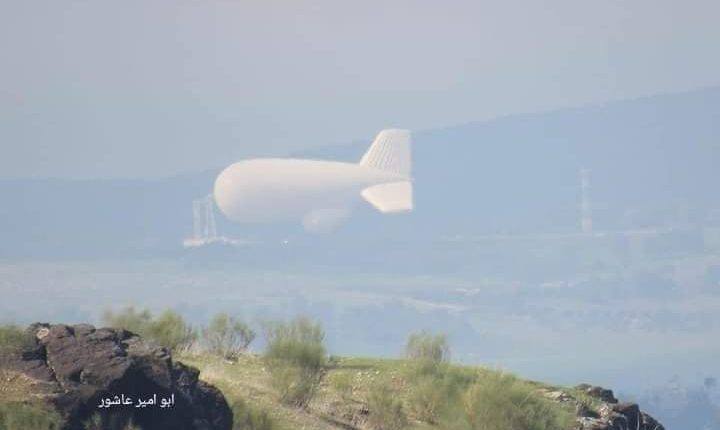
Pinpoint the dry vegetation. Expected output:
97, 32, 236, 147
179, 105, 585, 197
0, 370, 62, 430
1, 312, 578, 430
178, 352, 576, 430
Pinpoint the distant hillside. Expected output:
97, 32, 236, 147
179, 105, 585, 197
1, 87, 719, 257
636, 378, 720, 430
0, 173, 216, 258
298, 86, 720, 235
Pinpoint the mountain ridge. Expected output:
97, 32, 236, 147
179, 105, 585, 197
2, 85, 719, 256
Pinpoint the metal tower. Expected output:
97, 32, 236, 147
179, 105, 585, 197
192, 194, 217, 241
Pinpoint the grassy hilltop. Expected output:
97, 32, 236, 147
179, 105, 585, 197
179, 353, 586, 430
0, 309, 660, 430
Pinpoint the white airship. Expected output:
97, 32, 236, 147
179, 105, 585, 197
214, 129, 413, 232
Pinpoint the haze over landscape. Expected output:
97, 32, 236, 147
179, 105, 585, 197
3, 0, 720, 179
1, 1, 720, 429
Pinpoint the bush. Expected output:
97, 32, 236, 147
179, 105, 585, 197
0, 325, 33, 357
264, 317, 326, 370
231, 399, 279, 430
366, 383, 407, 430
267, 364, 321, 408
402, 331, 463, 423
405, 331, 450, 369
329, 372, 354, 401
445, 372, 574, 430
406, 364, 474, 424
102, 307, 195, 352
408, 373, 453, 424
145, 310, 196, 353
203, 313, 256, 360
0, 402, 62, 430
263, 317, 326, 408
101, 307, 152, 336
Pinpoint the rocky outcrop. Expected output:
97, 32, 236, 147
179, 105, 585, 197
2, 323, 232, 430
542, 384, 665, 430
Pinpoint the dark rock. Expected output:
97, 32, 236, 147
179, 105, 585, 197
576, 402, 600, 418
611, 403, 640, 429
640, 412, 664, 430
3, 323, 232, 430
587, 398, 664, 430
579, 384, 618, 404
577, 417, 611, 430
569, 385, 664, 430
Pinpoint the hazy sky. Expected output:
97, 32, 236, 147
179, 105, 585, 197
2, 0, 719, 179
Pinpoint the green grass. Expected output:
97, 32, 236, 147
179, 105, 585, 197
0, 326, 33, 357
178, 354, 581, 430
0, 369, 62, 430
0, 370, 54, 404
0, 402, 61, 430
446, 372, 576, 430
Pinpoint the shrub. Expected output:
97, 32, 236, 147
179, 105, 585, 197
102, 307, 195, 352
405, 331, 450, 369
263, 317, 326, 408
402, 331, 465, 423
329, 372, 354, 401
446, 372, 574, 430
0, 325, 33, 357
267, 364, 321, 408
366, 383, 407, 430
101, 307, 152, 335
231, 399, 279, 430
408, 373, 452, 424
144, 310, 196, 353
0, 402, 62, 430
264, 317, 326, 370
406, 364, 474, 424
203, 313, 256, 359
